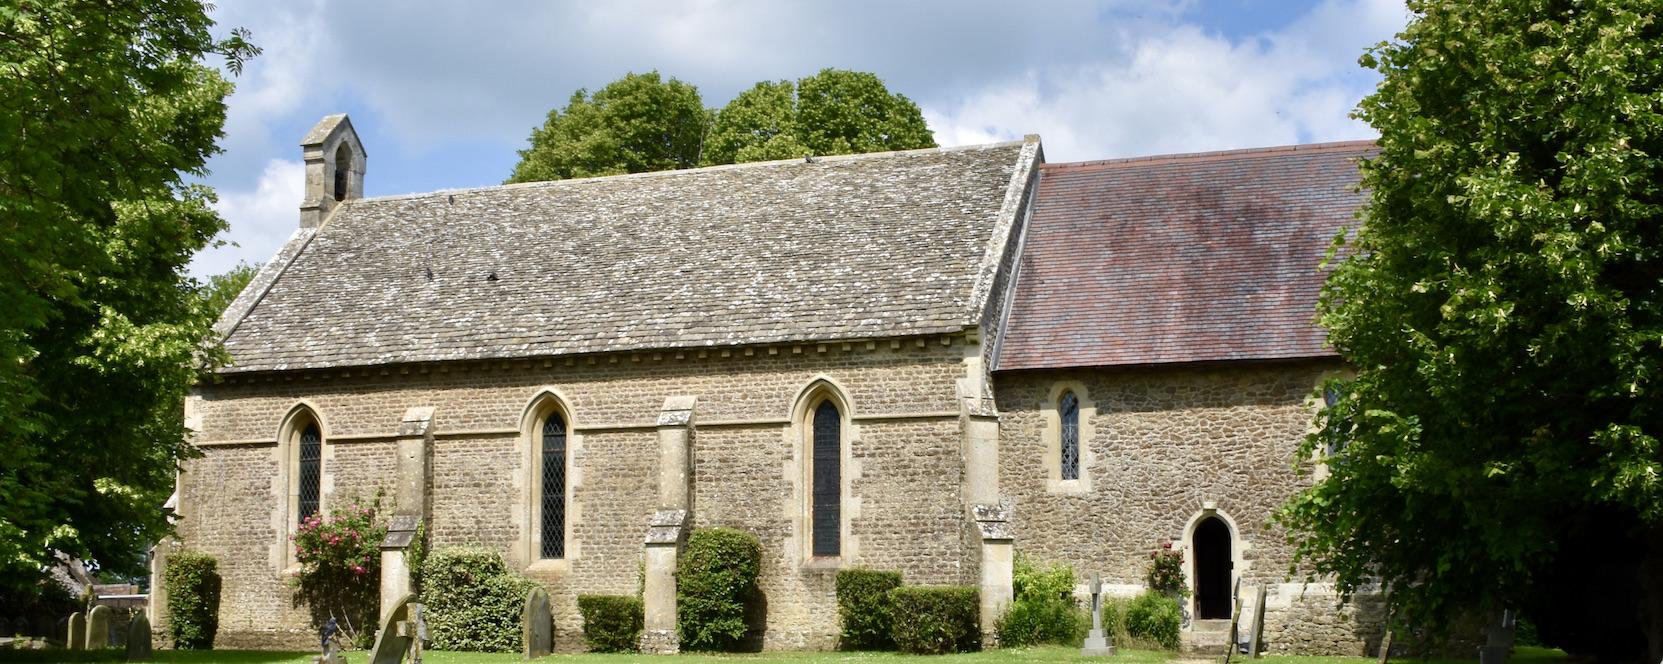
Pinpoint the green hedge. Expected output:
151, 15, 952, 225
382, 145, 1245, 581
577, 595, 643, 653
888, 586, 980, 654
996, 555, 1086, 647
836, 569, 902, 650
163, 551, 220, 650
676, 528, 762, 651
419, 547, 542, 652
1123, 591, 1181, 650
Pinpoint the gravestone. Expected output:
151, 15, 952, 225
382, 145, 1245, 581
1479, 610, 1516, 664
1080, 573, 1115, 656
367, 593, 431, 664
125, 613, 151, 661
1247, 585, 1268, 658
66, 612, 85, 651
523, 586, 552, 659
86, 605, 112, 649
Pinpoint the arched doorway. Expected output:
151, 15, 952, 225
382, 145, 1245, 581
1193, 516, 1233, 619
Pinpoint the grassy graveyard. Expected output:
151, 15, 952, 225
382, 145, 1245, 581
0, 645, 1575, 664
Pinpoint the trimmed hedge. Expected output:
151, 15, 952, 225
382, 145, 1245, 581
888, 586, 980, 654
419, 547, 542, 652
163, 551, 221, 650
1124, 591, 1182, 650
676, 528, 762, 651
836, 569, 902, 650
577, 595, 643, 653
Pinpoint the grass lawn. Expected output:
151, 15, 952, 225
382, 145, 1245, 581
0, 646, 1173, 664
0, 645, 1573, 664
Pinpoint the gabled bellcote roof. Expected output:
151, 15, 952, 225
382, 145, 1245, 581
996, 141, 1376, 371
217, 139, 1041, 374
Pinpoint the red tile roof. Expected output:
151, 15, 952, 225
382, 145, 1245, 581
995, 141, 1376, 371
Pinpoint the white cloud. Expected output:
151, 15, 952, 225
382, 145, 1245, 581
194, 159, 305, 278
923, 0, 1407, 162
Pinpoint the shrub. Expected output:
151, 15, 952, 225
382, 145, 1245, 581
290, 498, 385, 647
996, 555, 1086, 647
1146, 543, 1186, 597
420, 547, 542, 652
836, 569, 902, 650
577, 595, 643, 653
888, 586, 980, 654
1124, 591, 1181, 650
676, 528, 762, 651
163, 551, 220, 650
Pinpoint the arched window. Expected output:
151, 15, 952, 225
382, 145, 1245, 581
332, 144, 351, 202
540, 412, 568, 559
297, 422, 323, 524
811, 400, 841, 557
1059, 391, 1080, 481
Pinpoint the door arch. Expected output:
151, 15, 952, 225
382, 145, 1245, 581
1192, 516, 1233, 619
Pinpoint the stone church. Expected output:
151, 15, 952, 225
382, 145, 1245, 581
161, 113, 1381, 654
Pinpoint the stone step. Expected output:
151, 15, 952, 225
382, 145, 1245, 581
1192, 619, 1233, 632
1181, 625, 1235, 657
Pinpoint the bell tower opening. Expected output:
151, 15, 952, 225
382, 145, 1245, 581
333, 143, 351, 202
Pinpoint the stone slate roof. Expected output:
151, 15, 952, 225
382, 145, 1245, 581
218, 141, 1038, 373
995, 141, 1375, 371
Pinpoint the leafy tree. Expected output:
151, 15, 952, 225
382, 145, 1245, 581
705, 69, 935, 165
510, 69, 937, 181
1277, 1, 1663, 658
507, 71, 708, 183
0, 1, 255, 591
200, 261, 259, 317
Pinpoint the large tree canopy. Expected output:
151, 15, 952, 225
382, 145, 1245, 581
507, 71, 708, 183
0, 1, 254, 590
1278, 0, 1663, 657
509, 68, 936, 182
704, 69, 936, 165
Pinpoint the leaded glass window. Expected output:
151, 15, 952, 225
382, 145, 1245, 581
811, 401, 841, 557
1060, 391, 1080, 481
297, 423, 322, 524
540, 412, 567, 559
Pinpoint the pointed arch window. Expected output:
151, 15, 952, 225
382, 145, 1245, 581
540, 412, 568, 559
297, 423, 323, 524
811, 401, 841, 557
1059, 391, 1080, 481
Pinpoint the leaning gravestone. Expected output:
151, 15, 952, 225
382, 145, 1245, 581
86, 605, 112, 649
66, 612, 85, 651
367, 593, 431, 664
125, 613, 151, 661
523, 587, 552, 659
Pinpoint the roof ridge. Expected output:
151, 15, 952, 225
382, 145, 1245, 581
1040, 139, 1378, 172
354, 138, 1033, 205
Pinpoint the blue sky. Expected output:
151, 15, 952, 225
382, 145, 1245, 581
194, 0, 1408, 277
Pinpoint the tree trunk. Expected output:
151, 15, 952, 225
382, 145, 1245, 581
1641, 524, 1663, 664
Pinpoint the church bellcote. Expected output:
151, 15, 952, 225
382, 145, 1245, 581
298, 113, 366, 228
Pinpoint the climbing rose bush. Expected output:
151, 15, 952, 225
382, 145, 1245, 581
291, 500, 386, 647
1146, 542, 1186, 597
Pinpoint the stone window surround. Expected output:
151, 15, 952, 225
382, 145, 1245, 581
274, 402, 335, 572
1180, 503, 1250, 626
517, 388, 581, 575
1040, 381, 1095, 494
787, 376, 861, 570
1305, 367, 1353, 482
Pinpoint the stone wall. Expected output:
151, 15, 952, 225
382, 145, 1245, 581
993, 359, 1379, 654
175, 335, 981, 649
